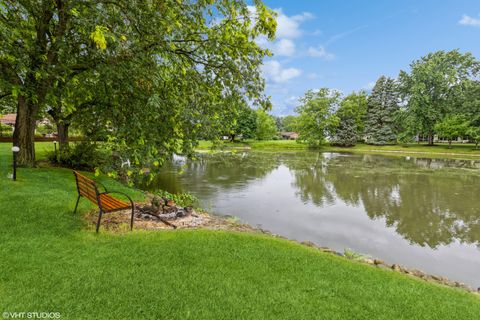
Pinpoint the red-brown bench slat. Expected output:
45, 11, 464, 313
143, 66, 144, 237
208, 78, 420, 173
73, 171, 135, 232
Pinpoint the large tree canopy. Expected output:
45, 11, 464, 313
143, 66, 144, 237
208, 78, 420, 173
0, 0, 276, 165
398, 50, 479, 145
295, 88, 340, 147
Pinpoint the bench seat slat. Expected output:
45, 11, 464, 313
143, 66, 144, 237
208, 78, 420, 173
99, 194, 130, 212
73, 170, 136, 232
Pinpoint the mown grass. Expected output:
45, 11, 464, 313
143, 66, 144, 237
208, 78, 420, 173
197, 140, 480, 159
1, 142, 479, 319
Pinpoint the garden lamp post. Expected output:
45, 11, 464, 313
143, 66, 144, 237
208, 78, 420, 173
12, 146, 19, 181
53, 140, 57, 162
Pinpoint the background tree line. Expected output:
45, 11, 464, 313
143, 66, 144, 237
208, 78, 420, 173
286, 50, 480, 148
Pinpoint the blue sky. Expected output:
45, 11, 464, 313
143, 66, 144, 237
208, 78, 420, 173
258, 0, 480, 115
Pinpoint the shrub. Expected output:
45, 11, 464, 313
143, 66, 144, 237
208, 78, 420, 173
155, 190, 199, 208
48, 142, 109, 170
0, 123, 13, 137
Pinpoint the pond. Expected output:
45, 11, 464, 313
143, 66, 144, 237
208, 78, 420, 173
142, 151, 480, 288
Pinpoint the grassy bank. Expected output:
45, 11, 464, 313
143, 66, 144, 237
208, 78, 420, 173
197, 140, 480, 159
1, 143, 479, 319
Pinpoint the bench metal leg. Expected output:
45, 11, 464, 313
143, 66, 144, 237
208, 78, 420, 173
96, 209, 104, 233
130, 206, 135, 231
73, 195, 81, 214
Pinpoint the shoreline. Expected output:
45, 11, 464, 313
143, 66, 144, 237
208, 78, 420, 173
196, 141, 480, 160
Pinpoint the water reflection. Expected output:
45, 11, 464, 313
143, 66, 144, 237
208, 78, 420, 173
145, 152, 480, 249
289, 154, 480, 249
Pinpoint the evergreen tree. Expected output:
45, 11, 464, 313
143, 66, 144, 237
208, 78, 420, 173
364, 76, 398, 145
331, 115, 357, 147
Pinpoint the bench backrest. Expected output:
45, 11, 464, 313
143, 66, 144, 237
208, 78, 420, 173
73, 171, 99, 204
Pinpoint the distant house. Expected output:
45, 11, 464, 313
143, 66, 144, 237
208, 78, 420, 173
0, 113, 16, 126
280, 132, 299, 140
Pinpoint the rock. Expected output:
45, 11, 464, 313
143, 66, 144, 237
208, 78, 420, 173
176, 208, 190, 218
410, 269, 424, 277
431, 275, 443, 281
163, 206, 178, 214
151, 196, 165, 208
364, 258, 375, 265
301, 241, 316, 247
391, 264, 402, 272
158, 212, 177, 220
373, 259, 384, 266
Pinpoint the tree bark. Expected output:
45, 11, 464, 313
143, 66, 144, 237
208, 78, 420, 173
427, 132, 434, 146
48, 107, 71, 152
56, 121, 70, 151
13, 96, 38, 166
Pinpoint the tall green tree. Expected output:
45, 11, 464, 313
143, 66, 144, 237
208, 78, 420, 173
295, 88, 340, 147
330, 92, 366, 147
0, 0, 276, 165
338, 91, 367, 140
398, 50, 479, 145
226, 104, 257, 141
434, 115, 469, 148
255, 109, 277, 140
467, 126, 480, 149
330, 115, 357, 147
364, 76, 398, 145
280, 115, 298, 132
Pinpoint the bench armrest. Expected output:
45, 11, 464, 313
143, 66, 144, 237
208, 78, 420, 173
100, 190, 135, 207
95, 180, 108, 193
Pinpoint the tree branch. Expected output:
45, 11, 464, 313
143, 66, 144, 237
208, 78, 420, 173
0, 93, 12, 100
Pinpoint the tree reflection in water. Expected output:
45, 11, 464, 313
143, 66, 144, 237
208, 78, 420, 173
287, 153, 480, 249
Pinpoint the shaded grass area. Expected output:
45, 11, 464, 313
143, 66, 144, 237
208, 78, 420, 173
197, 140, 480, 159
0, 143, 479, 319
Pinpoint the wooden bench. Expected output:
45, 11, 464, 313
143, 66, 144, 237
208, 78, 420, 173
73, 171, 135, 233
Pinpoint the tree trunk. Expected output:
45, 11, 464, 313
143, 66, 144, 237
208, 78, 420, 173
13, 96, 37, 166
427, 132, 434, 146
448, 139, 452, 149
56, 121, 70, 152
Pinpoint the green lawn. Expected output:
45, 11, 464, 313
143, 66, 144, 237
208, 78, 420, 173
1, 143, 479, 319
197, 140, 480, 159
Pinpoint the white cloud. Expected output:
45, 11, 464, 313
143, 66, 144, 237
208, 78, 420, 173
273, 39, 296, 56
307, 73, 320, 80
307, 46, 335, 60
285, 96, 300, 108
275, 9, 313, 39
459, 14, 480, 27
262, 60, 301, 83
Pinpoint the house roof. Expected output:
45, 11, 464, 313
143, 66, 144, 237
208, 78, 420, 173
0, 113, 16, 125
281, 132, 299, 136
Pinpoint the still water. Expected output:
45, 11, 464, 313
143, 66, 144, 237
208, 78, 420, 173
144, 151, 480, 288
